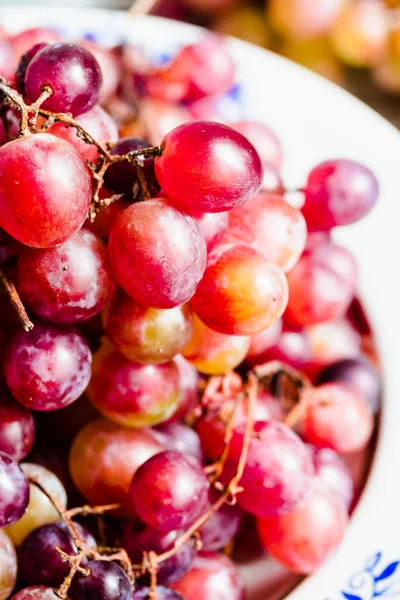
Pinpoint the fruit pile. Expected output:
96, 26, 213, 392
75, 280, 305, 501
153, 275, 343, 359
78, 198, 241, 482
0, 23, 381, 600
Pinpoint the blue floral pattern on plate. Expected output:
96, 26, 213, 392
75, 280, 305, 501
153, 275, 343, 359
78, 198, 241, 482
333, 553, 400, 599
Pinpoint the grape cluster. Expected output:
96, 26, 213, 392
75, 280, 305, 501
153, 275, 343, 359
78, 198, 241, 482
0, 22, 381, 600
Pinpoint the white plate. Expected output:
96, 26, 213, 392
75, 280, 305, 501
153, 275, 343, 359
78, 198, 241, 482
1, 7, 400, 600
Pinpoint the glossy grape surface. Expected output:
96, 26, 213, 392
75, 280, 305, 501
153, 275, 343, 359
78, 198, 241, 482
167, 355, 199, 422
0, 134, 91, 248
25, 42, 103, 115
0, 451, 29, 527
0, 385, 35, 460
109, 199, 207, 308
232, 120, 283, 169
69, 560, 131, 600
155, 121, 263, 213
17, 229, 115, 324
69, 418, 164, 506
5, 324, 91, 411
192, 243, 288, 335
154, 422, 203, 463
309, 446, 354, 511
130, 450, 209, 531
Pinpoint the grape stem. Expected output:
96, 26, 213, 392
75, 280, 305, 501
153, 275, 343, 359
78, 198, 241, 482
0, 270, 34, 332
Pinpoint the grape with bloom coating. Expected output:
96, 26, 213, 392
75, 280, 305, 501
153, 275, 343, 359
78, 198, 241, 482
244, 319, 283, 367
0, 385, 35, 461
194, 212, 228, 251
89, 347, 180, 428
132, 588, 185, 600
11, 587, 61, 600
130, 450, 209, 531
0, 530, 17, 600
257, 482, 348, 574
17, 229, 115, 324
182, 314, 250, 375
69, 418, 164, 506
192, 243, 288, 335
69, 560, 131, 600
103, 288, 192, 364
109, 199, 207, 308
0, 451, 29, 527
6, 463, 66, 546
199, 490, 242, 552
154, 422, 203, 463
167, 355, 199, 422
0, 134, 91, 248
5, 324, 92, 411
309, 446, 354, 511
25, 42, 103, 115
155, 121, 263, 213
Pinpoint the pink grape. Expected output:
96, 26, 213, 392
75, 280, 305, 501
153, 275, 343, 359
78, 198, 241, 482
257, 482, 348, 574
89, 347, 180, 428
10, 28, 61, 62
195, 212, 228, 251
122, 522, 196, 585
69, 560, 131, 600
199, 490, 242, 551
233, 120, 283, 169
182, 314, 250, 374
11, 587, 60, 600
226, 192, 307, 271
309, 446, 354, 511
25, 43, 103, 116
222, 420, 314, 517
248, 327, 311, 371
245, 319, 283, 367
139, 99, 192, 145
69, 418, 164, 506
79, 39, 121, 104
167, 355, 199, 422
302, 159, 379, 231
0, 384, 35, 460
16, 43, 48, 93
154, 422, 203, 463
155, 121, 263, 213
103, 288, 192, 364
108, 199, 207, 308
0, 133, 91, 248
0, 451, 30, 527
129, 450, 209, 531
48, 106, 119, 164
16, 229, 115, 324
0, 529, 17, 600
4, 324, 92, 411
171, 552, 245, 600
132, 589, 185, 600
303, 237, 358, 284
302, 382, 374, 453
191, 243, 288, 335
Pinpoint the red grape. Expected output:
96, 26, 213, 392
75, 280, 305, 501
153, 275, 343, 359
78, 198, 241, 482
89, 347, 180, 428
199, 490, 242, 551
302, 382, 374, 453
10, 28, 61, 62
195, 212, 228, 251
103, 288, 192, 364
16, 43, 48, 94
139, 99, 192, 146
16, 229, 115, 324
109, 199, 207, 308
0, 133, 91, 248
122, 522, 196, 585
222, 420, 314, 517
245, 319, 283, 367
25, 43, 102, 116
309, 446, 354, 511
257, 482, 348, 574
232, 120, 283, 169
79, 40, 121, 104
226, 192, 307, 272
48, 106, 118, 164
317, 356, 381, 414
69, 560, 131, 600
5, 324, 91, 412
171, 552, 245, 600
303, 237, 358, 284
0, 451, 30, 527
154, 422, 203, 463
19, 521, 96, 587
0, 529, 17, 600
129, 450, 209, 531
155, 121, 263, 213
132, 589, 185, 600
302, 159, 379, 231
85, 197, 129, 240
69, 418, 164, 506
0, 384, 35, 460
183, 314, 250, 374
167, 355, 199, 422
11, 587, 60, 600
192, 243, 288, 335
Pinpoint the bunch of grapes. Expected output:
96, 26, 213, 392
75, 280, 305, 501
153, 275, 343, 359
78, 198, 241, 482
0, 21, 381, 600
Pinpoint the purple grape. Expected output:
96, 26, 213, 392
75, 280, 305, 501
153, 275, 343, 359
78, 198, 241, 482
317, 356, 381, 414
16, 43, 48, 94
69, 560, 131, 600
154, 422, 203, 463
104, 137, 160, 198
11, 587, 60, 600
19, 520, 97, 587
122, 522, 196, 585
199, 490, 242, 552
132, 588, 185, 600
129, 451, 209, 532
25, 43, 102, 116
0, 451, 29, 527
0, 384, 35, 460
4, 323, 92, 412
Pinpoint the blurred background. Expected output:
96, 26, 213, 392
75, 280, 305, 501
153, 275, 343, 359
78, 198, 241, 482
1, 0, 400, 126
